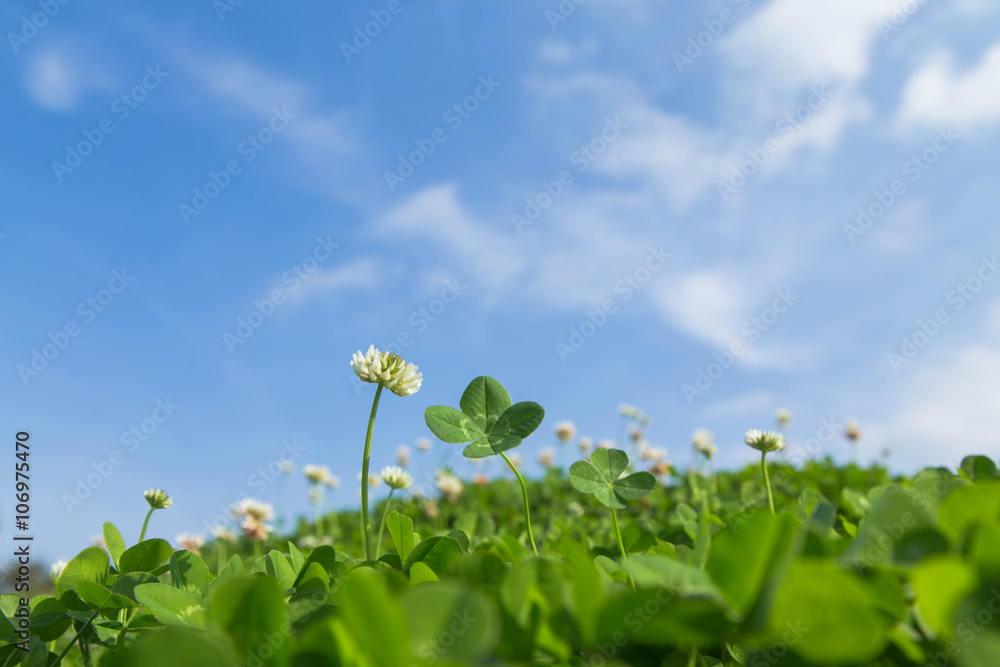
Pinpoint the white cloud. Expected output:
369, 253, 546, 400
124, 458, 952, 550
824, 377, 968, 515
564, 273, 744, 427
23, 48, 116, 112
285, 257, 384, 305
375, 183, 528, 290
897, 43, 1000, 130
868, 343, 1000, 469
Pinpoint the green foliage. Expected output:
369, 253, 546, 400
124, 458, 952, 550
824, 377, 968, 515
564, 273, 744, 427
569, 447, 656, 508
9, 448, 1000, 666
424, 375, 544, 458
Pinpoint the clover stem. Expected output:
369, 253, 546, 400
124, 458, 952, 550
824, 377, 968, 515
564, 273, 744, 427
687, 646, 699, 667
54, 611, 98, 666
611, 508, 627, 561
217, 541, 227, 575
360, 383, 384, 561
761, 450, 775, 515
376, 489, 395, 560
500, 451, 538, 556
313, 489, 325, 542
138, 507, 154, 542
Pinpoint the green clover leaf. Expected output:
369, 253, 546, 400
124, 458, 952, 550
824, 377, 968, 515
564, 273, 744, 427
425, 376, 544, 459
570, 448, 656, 509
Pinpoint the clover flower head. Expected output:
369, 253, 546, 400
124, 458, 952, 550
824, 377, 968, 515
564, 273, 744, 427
845, 419, 862, 441
298, 535, 318, 549
304, 464, 330, 485
640, 442, 667, 462
435, 471, 464, 501
579, 437, 593, 453
416, 438, 432, 452
473, 473, 489, 486
567, 501, 585, 518
629, 428, 644, 443
508, 453, 523, 469
381, 465, 413, 490
90, 536, 106, 548
211, 526, 236, 542
231, 498, 274, 522
538, 447, 556, 467
350, 345, 423, 396
745, 429, 785, 453
424, 499, 439, 519
649, 461, 673, 478
144, 489, 172, 510
357, 472, 381, 488
324, 472, 341, 489
176, 533, 206, 554
692, 429, 716, 458
554, 421, 576, 442
241, 517, 273, 541
279, 460, 295, 474
396, 444, 411, 468
618, 403, 650, 426
775, 408, 793, 429
50, 559, 68, 580
596, 439, 615, 450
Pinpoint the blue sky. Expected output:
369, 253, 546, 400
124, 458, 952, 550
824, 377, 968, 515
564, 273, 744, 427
3, 0, 1000, 564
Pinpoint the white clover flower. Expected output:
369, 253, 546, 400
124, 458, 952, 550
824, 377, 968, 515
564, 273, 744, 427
211, 526, 236, 542
144, 489, 172, 510
596, 439, 615, 450
416, 438, 432, 452
357, 472, 381, 488
775, 408, 793, 429
845, 419, 862, 441
579, 437, 593, 453
554, 421, 576, 442
396, 444, 411, 468
176, 533, 206, 554
304, 464, 330, 485
567, 501, 585, 518
279, 460, 295, 474
381, 465, 413, 490
538, 448, 556, 467
508, 453, 523, 468
618, 403, 650, 426
473, 473, 489, 486
231, 498, 274, 522
745, 429, 785, 453
90, 536, 106, 548
435, 471, 464, 502
692, 429, 716, 458
298, 535, 318, 549
350, 345, 422, 397
324, 472, 341, 489
241, 517, 273, 541
639, 442, 667, 462
50, 559, 68, 580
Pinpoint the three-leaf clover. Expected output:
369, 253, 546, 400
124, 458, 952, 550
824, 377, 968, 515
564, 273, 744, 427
424, 376, 544, 458
569, 448, 656, 509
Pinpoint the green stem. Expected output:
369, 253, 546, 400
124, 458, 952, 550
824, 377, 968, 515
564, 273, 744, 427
54, 611, 98, 665
709, 458, 717, 495
376, 489, 395, 560
361, 384, 384, 561
313, 490, 325, 542
217, 541, 227, 575
761, 451, 775, 515
687, 646, 699, 667
138, 507, 154, 542
500, 452, 538, 556
611, 508, 628, 561
1, 650, 18, 667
